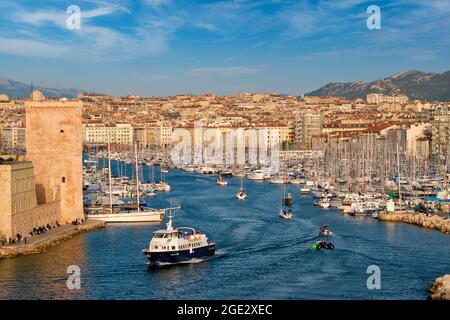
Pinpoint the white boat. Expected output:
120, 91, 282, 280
279, 208, 293, 220
300, 187, 310, 194
153, 182, 171, 192
200, 166, 215, 174
290, 178, 303, 185
236, 176, 247, 200
217, 174, 228, 186
236, 189, 247, 200
279, 182, 293, 219
269, 176, 287, 184
142, 213, 215, 266
86, 207, 165, 223
247, 170, 265, 180
144, 189, 157, 197
87, 143, 166, 223
319, 198, 330, 209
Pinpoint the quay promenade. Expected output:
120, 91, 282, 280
0, 219, 105, 260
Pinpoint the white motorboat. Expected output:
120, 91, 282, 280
319, 198, 330, 209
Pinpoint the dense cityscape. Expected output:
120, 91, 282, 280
0, 0, 449, 306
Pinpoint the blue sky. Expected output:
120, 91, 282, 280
0, 0, 449, 96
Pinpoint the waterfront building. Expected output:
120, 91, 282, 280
155, 124, 173, 148
25, 90, 84, 223
1, 126, 26, 151
146, 122, 158, 147
133, 125, 148, 148
431, 105, 450, 161
416, 136, 430, 161
295, 107, 323, 149
83, 122, 134, 146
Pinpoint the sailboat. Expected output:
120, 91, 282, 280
236, 175, 247, 200
279, 183, 293, 219
86, 144, 167, 223
154, 164, 171, 192
217, 173, 228, 186
144, 163, 157, 197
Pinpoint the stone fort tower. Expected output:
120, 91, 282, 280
25, 90, 84, 223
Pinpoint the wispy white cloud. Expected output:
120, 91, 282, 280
0, 37, 69, 58
187, 66, 266, 77
143, 0, 171, 8
194, 22, 219, 32
0, 1, 170, 60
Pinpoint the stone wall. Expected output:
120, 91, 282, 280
10, 201, 61, 239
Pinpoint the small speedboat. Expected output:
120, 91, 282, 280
312, 240, 334, 250
319, 225, 334, 237
279, 208, 293, 220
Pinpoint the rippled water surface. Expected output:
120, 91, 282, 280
0, 168, 449, 299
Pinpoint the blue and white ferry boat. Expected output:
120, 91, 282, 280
143, 214, 215, 266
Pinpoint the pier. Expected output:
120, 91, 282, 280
0, 219, 105, 260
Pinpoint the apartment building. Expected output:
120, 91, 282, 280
83, 123, 134, 145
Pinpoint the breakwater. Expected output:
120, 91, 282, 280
378, 212, 450, 234
429, 275, 450, 300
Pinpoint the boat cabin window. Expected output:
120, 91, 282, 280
154, 234, 164, 238
171, 246, 176, 250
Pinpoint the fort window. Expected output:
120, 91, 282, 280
62, 177, 66, 183
60, 130, 64, 133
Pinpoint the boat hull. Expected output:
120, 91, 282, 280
86, 211, 164, 223
144, 244, 215, 266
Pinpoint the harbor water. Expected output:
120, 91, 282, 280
0, 167, 449, 299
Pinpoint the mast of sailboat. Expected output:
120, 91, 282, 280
107, 133, 113, 212
135, 144, 140, 213
397, 143, 402, 205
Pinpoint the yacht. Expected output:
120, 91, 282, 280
85, 143, 167, 223
86, 205, 166, 223
143, 214, 215, 266
247, 170, 266, 180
